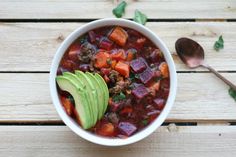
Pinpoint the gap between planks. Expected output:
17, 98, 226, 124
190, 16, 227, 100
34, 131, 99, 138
0, 73, 236, 123
0, 0, 235, 19
0, 22, 236, 71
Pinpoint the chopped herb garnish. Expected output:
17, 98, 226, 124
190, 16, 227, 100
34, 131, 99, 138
78, 35, 88, 44
214, 35, 224, 51
135, 74, 140, 79
155, 76, 162, 82
106, 58, 112, 65
141, 119, 148, 125
112, 1, 127, 18
229, 88, 236, 101
134, 9, 148, 25
67, 95, 75, 105
129, 73, 139, 81
113, 92, 126, 102
129, 72, 135, 81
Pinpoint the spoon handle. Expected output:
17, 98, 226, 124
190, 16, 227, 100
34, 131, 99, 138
202, 64, 236, 91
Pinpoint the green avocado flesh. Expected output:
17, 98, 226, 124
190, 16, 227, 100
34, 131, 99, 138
56, 71, 109, 129
94, 73, 109, 114
85, 72, 104, 119
62, 72, 93, 127
75, 70, 98, 126
56, 76, 92, 129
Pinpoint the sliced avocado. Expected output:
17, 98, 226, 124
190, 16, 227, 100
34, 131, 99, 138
62, 72, 93, 127
94, 73, 109, 114
75, 70, 98, 125
56, 76, 92, 129
85, 72, 104, 120
63, 72, 86, 89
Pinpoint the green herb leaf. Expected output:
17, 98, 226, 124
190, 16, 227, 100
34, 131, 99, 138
129, 73, 139, 81
129, 73, 135, 81
67, 95, 75, 105
155, 76, 162, 82
135, 74, 140, 79
214, 35, 224, 51
106, 58, 112, 65
113, 92, 126, 102
141, 119, 148, 125
78, 35, 88, 44
229, 88, 236, 101
134, 9, 148, 25
112, 1, 127, 18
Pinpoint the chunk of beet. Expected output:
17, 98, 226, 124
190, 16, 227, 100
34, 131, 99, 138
78, 64, 90, 72
153, 98, 165, 110
139, 68, 154, 84
88, 31, 96, 43
99, 38, 113, 50
147, 110, 161, 116
131, 85, 149, 99
130, 57, 147, 73
149, 49, 162, 63
101, 68, 111, 76
118, 122, 137, 136
110, 101, 123, 112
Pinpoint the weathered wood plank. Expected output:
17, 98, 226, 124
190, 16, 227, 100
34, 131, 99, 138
0, 0, 235, 19
0, 73, 235, 122
0, 125, 236, 157
0, 22, 235, 71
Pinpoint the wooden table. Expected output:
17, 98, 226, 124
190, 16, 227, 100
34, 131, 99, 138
1, 0, 236, 156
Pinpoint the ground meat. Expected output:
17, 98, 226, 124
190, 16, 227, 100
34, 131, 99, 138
107, 112, 119, 124
78, 42, 96, 63
109, 70, 119, 83
109, 79, 131, 94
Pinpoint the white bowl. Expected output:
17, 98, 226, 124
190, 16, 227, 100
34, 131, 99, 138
49, 18, 177, 146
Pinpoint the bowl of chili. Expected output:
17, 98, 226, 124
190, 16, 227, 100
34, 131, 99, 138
50, 18, 177, 146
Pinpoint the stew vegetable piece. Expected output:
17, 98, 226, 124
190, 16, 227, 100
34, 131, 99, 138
57, 26, 170, 138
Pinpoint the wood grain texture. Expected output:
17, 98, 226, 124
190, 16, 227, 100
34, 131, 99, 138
0, 22, 236, 71
0, 0, 235, 19
0, 125, 236, 157
0, 73, 236, 122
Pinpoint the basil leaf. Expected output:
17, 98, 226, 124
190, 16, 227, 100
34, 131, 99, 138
112, 1, 127, 18
229, 88, 236, 101
214, 35, 224, 51
113, 92, 126, 102
141, 119, 148, 125
134, 9, 147, 25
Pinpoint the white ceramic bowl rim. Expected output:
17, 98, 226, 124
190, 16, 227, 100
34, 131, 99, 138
49, 18, 177, 146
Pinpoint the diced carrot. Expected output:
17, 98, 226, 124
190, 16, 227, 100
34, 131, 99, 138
120, 107, 133, 115
68, 44, 80, 61
148, 81, 160, 96
111, 60, 117, 69
108, 97, 113, 106
126, 51, 135, 61
97, 123, 115, 136
94, 51, 111, 69
114, 61, 130, 78
109, 27, 128, 46
159, 62, 169, 78
111, 49, 126, 61
60, 96, 73, 116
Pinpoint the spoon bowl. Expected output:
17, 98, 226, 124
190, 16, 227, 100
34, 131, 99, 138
175, 37, 204, 68
175, 37, 236, 91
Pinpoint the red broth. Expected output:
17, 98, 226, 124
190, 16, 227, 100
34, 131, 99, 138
57, 26, 170, 138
